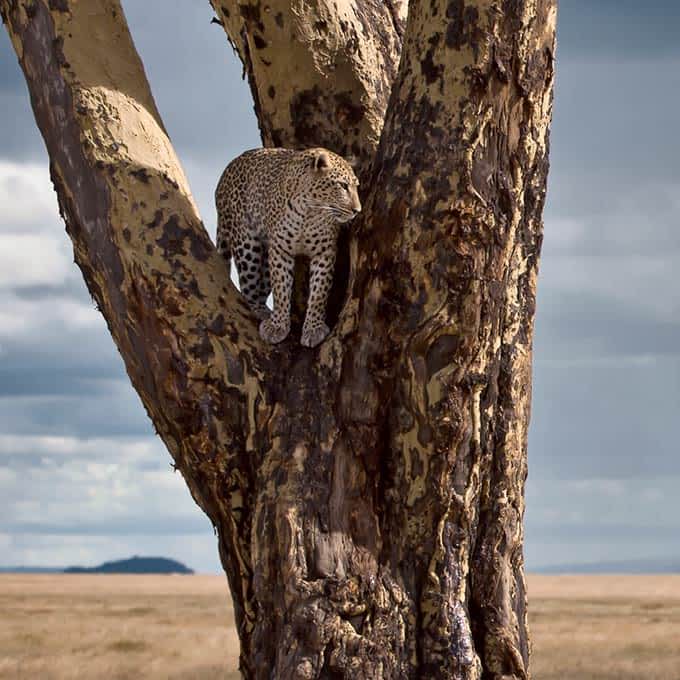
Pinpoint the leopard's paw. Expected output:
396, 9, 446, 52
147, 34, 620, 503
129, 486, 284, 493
300, 322, 330, 348
259, 317, 290, 344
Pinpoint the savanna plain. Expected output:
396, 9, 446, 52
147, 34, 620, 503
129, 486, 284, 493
1, 574, 679, 679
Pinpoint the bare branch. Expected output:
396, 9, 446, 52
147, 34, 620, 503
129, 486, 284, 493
209, 0, 405, 179
1, 0, 270, 661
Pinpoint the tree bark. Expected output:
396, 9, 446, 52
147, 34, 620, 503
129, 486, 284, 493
2, 0, 556, 678
208, 0, 406, 178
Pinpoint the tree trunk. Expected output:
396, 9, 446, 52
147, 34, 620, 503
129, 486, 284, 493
2, 0, 556, 678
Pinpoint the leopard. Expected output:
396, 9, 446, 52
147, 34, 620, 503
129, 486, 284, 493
215, 147, 361, 348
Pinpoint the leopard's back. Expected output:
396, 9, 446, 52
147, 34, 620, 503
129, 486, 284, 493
215, 148, 295, 257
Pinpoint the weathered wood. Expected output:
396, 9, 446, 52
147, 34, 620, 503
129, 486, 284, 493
208, 0, 406, 179
1, 2, 267, 672
2, 0, 556, 677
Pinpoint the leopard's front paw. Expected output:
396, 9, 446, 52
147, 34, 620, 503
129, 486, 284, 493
301, 322, 330, 348
259, 317, 290, 344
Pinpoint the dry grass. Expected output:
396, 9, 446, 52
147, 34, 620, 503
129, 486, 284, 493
529, 575, 680, 680
1, 574, 679, 679
0, 574, 239, 679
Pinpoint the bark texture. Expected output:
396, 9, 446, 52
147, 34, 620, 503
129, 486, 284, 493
209, 0, 407, 177
2, 0, 556, 678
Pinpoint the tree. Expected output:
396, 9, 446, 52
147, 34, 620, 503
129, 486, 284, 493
1, 0, 556, 677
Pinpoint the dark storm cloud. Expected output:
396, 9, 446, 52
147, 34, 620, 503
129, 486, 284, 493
0, 319, 123, 396
559, 0, 680, 57
534, 291, 680, 359
530, 355, 680, 480
5, 516, 209, 536
549, 57, 680, 182
0, 385, 152, 437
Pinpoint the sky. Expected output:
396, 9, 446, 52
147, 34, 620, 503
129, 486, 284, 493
0, 1, 678, 573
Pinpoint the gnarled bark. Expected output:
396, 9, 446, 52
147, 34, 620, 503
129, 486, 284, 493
2, 0, 556, 678
208, 0, 406, 177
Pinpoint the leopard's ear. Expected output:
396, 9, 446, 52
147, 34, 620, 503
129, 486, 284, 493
313, 149, 331, 172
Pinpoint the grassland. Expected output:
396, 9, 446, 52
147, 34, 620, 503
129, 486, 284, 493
1, 574, 679, 679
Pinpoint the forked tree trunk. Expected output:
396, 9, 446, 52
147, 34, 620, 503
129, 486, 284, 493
2, 0, 556, 678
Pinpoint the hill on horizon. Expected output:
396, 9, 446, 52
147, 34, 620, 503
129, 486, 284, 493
63, 556, 193, 575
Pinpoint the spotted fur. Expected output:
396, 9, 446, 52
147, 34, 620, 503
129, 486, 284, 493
215, 148, 361, 347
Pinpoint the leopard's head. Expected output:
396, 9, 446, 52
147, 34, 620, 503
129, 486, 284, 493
299, 148, 361, 223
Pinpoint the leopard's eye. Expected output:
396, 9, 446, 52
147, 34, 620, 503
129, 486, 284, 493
340, 182, 349, 191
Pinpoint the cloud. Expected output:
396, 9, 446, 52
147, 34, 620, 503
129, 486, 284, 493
525, 527, 680, 571
525, 474, 680, 568
0, 435, 203, 544
0, 431, 221, 570
0, 45, 23, 94
0, 161, 59, 231
0, 234, 73, 289
558, 1, 680, 58
0, 282, 124, 401
0, 287, 99, 341
527, 477, 680, 530
0, 434, 166, 467
529, 353, 680, 480
0, 91, 49, 161
535, 290, 680, 361
0, 382, 153, 437
544, 184, 680, 258
541, 253, 680, 324
550, 57, 680, 182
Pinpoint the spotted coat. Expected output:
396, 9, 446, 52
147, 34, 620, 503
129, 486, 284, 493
215, 148, 361, 347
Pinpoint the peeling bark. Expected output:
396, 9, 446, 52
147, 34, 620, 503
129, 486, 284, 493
208, 0, 406, 179
2, 0, 556, 678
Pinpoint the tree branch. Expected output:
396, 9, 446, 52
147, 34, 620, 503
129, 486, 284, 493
208, 0, 405, 179
336, 0, 557, 675
1, 0, 270, 665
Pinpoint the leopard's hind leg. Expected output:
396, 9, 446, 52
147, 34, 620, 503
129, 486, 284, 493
233, 235, 271, 320
301, 249, 334, 348
259, 244, 293, 344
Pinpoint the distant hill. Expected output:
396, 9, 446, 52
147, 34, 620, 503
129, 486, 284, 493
534, 559, 680, 575
63, 556, 193, 575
